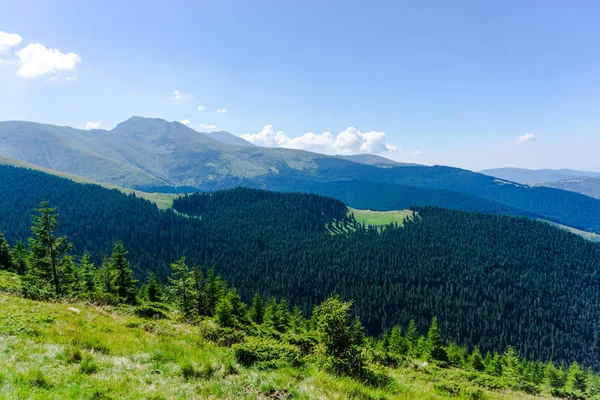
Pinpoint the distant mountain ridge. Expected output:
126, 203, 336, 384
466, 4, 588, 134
5, 117, 600, 233
481, 167, 600, 184
206, 131, 255, 146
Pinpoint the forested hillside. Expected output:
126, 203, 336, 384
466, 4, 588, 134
2, 164, 600, 371
5, 118, 600, 234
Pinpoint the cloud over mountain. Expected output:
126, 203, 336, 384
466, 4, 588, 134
241, 125, 399, 155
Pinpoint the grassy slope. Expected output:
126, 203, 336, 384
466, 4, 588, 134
0, 155, 177, 210
0, 273, 550, 400
350, 208, 415, 227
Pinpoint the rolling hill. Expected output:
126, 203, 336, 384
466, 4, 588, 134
536, 177, 600, 200
5, 117, 600, 233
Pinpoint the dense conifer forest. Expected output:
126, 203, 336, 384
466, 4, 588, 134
2, 165, 600, 372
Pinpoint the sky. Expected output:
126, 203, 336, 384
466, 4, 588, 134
0, 0, 599, 171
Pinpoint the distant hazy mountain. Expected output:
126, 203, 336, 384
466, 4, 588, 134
336, 154, 419, 167
205, 131, 254, 146
480, 167, 600, 184
5, 117, 600, 233
538, 177, 600, 200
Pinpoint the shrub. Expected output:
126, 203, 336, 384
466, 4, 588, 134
199, 323, 245, 347
135, 304, 167, 319
282, 333, 318, 357
233, 338, 301, 368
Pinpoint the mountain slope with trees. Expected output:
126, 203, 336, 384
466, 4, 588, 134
4, 118, 600, 233
2, 164, 600, 371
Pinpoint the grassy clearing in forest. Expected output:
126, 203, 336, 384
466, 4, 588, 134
350, 208, 415, 227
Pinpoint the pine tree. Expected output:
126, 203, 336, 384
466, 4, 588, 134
214, 293, 235, 327
60, 255, 78, 297
566, 361, 587, 393
97, 257, 115, 295
247, 291, 264, 324
0, 231, 12, 271
389, 325, 406, 355
110, 240, 137, 304
427, 316, 449, 363
146, 273, 161, 302
24, 201, 72, 298
263, 297, 279, 330
502, 346, 521, 380
545, 361, 564, 389
204, 268, 226, 316
168, 257, 196, 318
290, 305, 306, 333
79, 252, 96, 294
468, 347, 485, 371
10, 241, 28, 275
405, 319, 418, 355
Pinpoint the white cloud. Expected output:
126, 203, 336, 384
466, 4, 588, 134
0, 31, 22, 52
172, 90, 185, 100
16, 43, 81, 79
414, 150, 423, 157
516, 133, 536, 145
217, 108, 227, 113
180, 119, 191, 125
197, 105, 205, 111
241, 125, 400, 155
84, 121, 101, 130
195, 123, 218, 131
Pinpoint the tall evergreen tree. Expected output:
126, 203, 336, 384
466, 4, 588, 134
469, 347, 485, 371
110, 240, 137, 304
389, 325, 406, 355
427, 316, 449, 363
248, 291, 264, 324
79, 251, 96, 294
168, 257, 196, 318
405, 319, 418, 355
10, 241, 28, 275
24, 201, 72, 298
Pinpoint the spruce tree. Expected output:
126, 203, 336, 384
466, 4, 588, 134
11, 241, 28, 275
468, 347, 485, 371
168, 257, 196, 318
248, 291, 264, 324
110, 240, 137, 304
566, 361, 587, 393
24, 201, 72, 298
79, 251, 96, 294
389, 325, 406, 355
427, 316, 449, 363
146, 273, 161, 302
405, 319, 418, 355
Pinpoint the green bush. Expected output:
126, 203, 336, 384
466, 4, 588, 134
282, 333, 318, 356
199, 323, 245, 347
134, 304, 167, 319
233, 338, 301, 368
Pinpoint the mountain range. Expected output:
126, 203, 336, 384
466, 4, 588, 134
480, 167, 600, 184
4, 117, 600, 233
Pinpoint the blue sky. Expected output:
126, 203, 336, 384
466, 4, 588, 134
1, 0, 599, 171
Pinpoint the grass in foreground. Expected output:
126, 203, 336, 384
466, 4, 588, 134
0, 283, 555, 399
